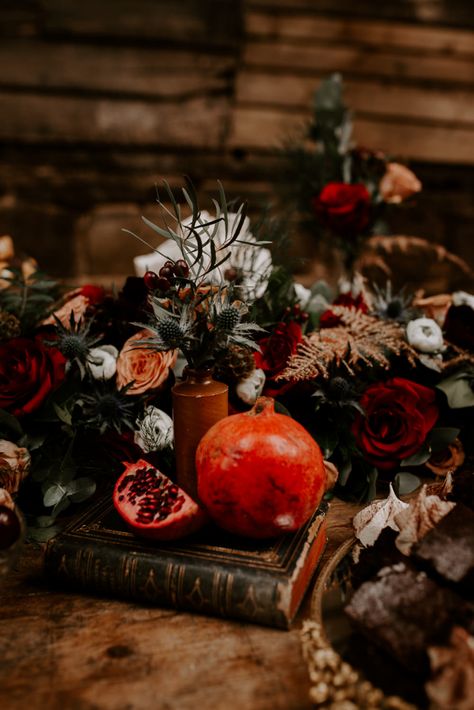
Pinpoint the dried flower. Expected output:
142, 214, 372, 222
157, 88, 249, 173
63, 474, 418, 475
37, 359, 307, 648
0, 440, 31, 495
116, 330, 177, 395
406, 317, 444, 353
425, 437, 465, 477
236, 368, 266, 405
43, 291, 90, 327
426, 627, 474, 710
412, 293, 452, 326
452, 291, 474, 310
353, 484, 409, 547
394, 485, 455, 555
134, 406, 173, 453
379, 163, 421, 203
281, 307, 418, 381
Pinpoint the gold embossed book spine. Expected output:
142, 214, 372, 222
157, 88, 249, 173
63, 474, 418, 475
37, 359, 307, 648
45, 497, 328, 629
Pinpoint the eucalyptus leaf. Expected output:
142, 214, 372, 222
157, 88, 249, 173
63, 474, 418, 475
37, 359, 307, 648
437, 371, 474, 409
141, 215, 176, 240
52, 497, 71, 518
273, 401, 292, 417
316, 429, 339, 459
338, 459, 352, 487
43, 483, 68, 507
401, 445, 431, 467
27, 524, 63, 543
429, 427, 460, 453
393, 472, 422, 496
53, 403, 73, 426
0, 408, 23, 438
66, 477, 97, 503
365, 467, 378, 502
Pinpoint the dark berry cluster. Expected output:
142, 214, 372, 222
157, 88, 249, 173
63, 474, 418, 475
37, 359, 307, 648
143, 259, 190, 293
283, 303, 309, 323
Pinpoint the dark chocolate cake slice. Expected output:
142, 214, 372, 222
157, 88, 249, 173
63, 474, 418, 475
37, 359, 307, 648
350, 528, 404, 590
412, 503, 474, 596
449, 469, 474, 511
345, 562, 469, 672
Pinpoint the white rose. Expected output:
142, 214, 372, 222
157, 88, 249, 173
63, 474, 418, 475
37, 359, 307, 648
87, 345, 119, 380
294, 283, 311, 307
236, 368, 266, 405
452, 291, 474, 310
134, 406, 174, 453
134, 211, 272, 301
406, 317, 444, 353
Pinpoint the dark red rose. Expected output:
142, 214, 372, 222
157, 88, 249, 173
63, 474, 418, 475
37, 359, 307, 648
312, 182, 371, 236
352, 377, 439, 471
333, 292, 369, 313
80, 284, 105, 304
254, 321, 302, 379
320, 291, 369, 328
443, 305, 474, 351
0, 337, 66, 417
319, 310, 343, 328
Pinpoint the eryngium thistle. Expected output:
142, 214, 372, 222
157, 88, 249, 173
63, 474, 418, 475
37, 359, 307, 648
156, 317, 185, 347
216, 305, 241, 332
0, 310, 21, 340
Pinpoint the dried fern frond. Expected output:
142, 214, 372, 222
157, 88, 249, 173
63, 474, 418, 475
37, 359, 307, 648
279, 306, 418, 382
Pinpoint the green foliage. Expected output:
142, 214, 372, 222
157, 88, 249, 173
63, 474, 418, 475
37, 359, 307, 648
251, 265, 297, 328
0, 269, 60, 333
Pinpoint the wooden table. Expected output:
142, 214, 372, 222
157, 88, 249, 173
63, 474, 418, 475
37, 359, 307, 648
0, 499, 359, 710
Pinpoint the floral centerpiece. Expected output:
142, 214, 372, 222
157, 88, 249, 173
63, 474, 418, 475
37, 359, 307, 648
0, 79, 472, 545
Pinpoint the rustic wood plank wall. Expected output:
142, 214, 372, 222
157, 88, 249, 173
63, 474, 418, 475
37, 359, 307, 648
0, 0, 473, 279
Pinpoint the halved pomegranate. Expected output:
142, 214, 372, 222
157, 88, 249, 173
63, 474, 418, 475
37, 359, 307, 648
113, 460, 208, 541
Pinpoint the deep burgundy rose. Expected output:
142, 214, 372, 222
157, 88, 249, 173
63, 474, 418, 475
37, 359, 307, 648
443, 305, 474, 351
312, 182, 371, 236
254, 321, 302, 379
352, 377, 439, 470
80, 284, 106, 304
319, 293, 368, 329
319, 310, 343, 328
333, 292, 369, 313
0, 337, 66, 417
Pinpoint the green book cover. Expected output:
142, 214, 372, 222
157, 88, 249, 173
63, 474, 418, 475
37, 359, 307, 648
45, 495, 328, 629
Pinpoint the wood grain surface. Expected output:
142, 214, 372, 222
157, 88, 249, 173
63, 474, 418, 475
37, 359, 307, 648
0, 0, 474, 281
0, 498, 359, 710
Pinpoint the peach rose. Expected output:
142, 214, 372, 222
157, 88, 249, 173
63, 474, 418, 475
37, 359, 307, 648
116, 329, 177, 395
379, 163, 421, 204
0, 235, 14, 261
43, 291, 90, 327
425, 438, 465, 477
0, 440, 31, 495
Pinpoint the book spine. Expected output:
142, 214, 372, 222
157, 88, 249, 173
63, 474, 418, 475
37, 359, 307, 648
44, 537, 291, 628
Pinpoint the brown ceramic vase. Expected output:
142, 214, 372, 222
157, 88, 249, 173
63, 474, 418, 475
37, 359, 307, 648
172, 368, 228, 501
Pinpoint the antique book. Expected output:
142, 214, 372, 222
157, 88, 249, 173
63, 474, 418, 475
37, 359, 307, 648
45, 495, 328, 629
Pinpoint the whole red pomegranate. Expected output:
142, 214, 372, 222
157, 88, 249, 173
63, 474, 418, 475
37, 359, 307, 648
196, 397, 326, 538
113, 460, 207, 541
